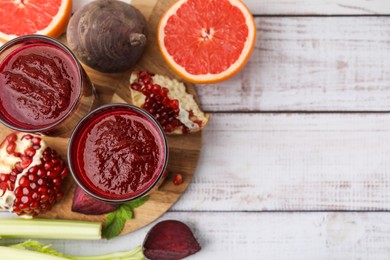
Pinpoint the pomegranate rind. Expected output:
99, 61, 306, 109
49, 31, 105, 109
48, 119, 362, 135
129, 72, 209, 134
157, 0, 256, 84
0, 132, 68, 216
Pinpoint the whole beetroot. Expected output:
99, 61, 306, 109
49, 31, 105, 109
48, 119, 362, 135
67, 0, 147, 73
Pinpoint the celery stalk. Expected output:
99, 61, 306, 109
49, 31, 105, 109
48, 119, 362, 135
72, 245, 144, 260
4, 240, 145, 260
0, 219, 101, 240
0, 246, 69, 260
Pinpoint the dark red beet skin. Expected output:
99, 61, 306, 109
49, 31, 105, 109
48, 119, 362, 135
71, 186, 118, 215
143, 220, 201, 260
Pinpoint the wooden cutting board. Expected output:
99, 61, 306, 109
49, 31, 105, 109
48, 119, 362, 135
0, 0, 203, 236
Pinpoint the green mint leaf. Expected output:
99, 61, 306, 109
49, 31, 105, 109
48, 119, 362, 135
103, 196, 149, 240
119, 205, 134, 220
103, 212, 126, 240
125, 195, 149, 208
104, 210, 117, 227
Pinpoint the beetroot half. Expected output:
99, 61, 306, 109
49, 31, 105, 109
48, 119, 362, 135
143, 220, 201, 260
72, 186, 118, 215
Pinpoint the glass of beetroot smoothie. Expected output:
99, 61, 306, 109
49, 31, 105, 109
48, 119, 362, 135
0, 35, 97, 136
68, 104, 168, 203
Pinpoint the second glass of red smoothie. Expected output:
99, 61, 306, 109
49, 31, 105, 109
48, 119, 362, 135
68, 104, 168, 203
0, 35, 97, 136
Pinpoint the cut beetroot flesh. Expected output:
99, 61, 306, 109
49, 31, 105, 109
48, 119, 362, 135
71, 186, 118, 215
143, 220, 201, 260
130, 71, 189, 134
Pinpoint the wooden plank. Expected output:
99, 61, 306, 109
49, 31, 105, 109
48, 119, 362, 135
166, 113, 390, 211
244, 0, 390, 15
196, 17, 390, 112
73, 0, 390, 15
9, 212, 390, 259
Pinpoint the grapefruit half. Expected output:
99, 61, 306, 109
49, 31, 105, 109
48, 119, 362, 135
0, 0, 72, 43
158, 0, 256, 84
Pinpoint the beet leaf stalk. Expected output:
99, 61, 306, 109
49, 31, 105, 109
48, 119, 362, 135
0, 219, 101, 240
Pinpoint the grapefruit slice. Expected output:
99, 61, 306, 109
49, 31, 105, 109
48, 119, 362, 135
158, 0, 256, 84
0, 0, 72, 43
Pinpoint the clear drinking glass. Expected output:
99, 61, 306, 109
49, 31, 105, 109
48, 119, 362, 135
0, 35, 97, 136
68, 104, 169, 203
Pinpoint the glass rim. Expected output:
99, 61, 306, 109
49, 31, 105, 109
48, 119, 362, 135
68, 103, 169, 203
0, 34, 84, 133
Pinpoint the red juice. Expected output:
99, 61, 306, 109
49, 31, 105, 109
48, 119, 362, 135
0, 35, 97, 136
69, 104, 168, 202
0, 43, 80, 129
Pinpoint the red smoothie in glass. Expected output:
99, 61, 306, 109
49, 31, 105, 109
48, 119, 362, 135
0, 43, 80, 130
69, 105, 168, 202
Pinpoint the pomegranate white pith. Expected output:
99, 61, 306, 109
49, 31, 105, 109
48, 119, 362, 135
0, 133, 68, 216
129, 71, 209, 134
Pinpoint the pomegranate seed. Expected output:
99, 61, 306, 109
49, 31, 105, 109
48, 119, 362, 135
7, 134, 17, 142
38, 186, 47, 194
51, 158, 59, 165
44, 162, 53, 170
0, 183, 6, 196
53, 165, 62, 173
53, 178, 62, 186
31, 137, 41, 145
22, 187, 31, 195
14, 187, 23, 196
12, 152, 21, 157
0, 174, 9, 182
28, 166, 38, 174
21, 134, 33, 140
132, 83, 141, 91
6, 142, 16, 154
31, 191, 39, 200
37, 169, 45, 177
19, 176, 30, 187
15, 162, 23, 172
173, 173, 183, 185
37, 178, 47, 186
40, 194, 49, 202
21, 196, 31, 204
19, 203, 28, 209
47, 171, 57, 179
27, 173, 38, 182
21, 156, 32, 168
60, 168, 69, 179
33, 144, 41, 150
30, 201, 39, 208
24, 147, 36, 157
30, 182, 37, 190
9, 175, 16, 183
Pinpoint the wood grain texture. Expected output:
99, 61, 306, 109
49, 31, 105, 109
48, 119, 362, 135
196, 17, 390, 112
5, 212, 390, 259
245, 0, 390, 15
73, 0, 390, 16
167, 113, 390, 211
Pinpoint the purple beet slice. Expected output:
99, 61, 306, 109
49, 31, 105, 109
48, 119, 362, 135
72, 186, 118, 215
143, 220, 201, 260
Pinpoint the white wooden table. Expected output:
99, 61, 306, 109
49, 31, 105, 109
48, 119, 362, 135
3, 0, 390, 259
